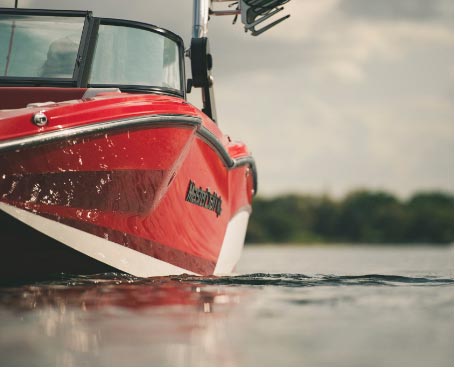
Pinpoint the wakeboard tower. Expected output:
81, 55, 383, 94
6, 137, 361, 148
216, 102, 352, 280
0, 0, 290, 281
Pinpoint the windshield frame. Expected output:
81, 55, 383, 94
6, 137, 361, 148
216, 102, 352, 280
0, 8, 91, 87
0, 8, 186, 98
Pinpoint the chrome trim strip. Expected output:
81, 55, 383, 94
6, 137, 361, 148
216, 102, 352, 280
197, 126, 258, 194
0, 114, 202, 153
234, 156, 258, 194
0, 113, 257, 194
197, 126, 235, 167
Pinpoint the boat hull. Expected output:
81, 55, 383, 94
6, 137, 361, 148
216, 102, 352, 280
0, 92, 255, 279
0, 206, 117, 283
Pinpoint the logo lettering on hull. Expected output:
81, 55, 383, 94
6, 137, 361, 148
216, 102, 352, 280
185, 180, 222, 217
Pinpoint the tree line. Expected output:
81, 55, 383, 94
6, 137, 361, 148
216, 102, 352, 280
246, 191, 453, 244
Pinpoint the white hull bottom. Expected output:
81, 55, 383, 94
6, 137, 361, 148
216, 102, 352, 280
0, 202, 249, 277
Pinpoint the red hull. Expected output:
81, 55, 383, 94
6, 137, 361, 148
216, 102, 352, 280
0, 89, 255, 278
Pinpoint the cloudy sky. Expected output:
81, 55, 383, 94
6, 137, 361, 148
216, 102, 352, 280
1, 0, 453, 198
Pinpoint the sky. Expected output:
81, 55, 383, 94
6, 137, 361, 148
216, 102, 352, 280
1, 0, 453, 198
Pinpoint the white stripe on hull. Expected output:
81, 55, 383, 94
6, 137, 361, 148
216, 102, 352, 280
214, 211, 249, 275
0, 203, 250, 277
0, 202, 195, 277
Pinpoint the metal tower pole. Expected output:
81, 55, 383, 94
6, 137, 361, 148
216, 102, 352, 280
190, 0, 217, 122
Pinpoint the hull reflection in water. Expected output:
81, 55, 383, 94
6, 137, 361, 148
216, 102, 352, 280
0, 274, 244, 366
0, 246, 453, 366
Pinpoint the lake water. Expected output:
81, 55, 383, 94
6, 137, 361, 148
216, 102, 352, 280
0, 245, 453, 366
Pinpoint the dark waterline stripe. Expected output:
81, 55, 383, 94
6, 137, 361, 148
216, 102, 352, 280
0, 170, 167, 214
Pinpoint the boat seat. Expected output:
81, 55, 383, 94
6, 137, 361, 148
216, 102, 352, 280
0, 87, 86, 110
41, 36, 80, 79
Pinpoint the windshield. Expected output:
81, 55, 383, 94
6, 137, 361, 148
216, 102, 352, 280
90, 24, 181, 91
0, 11, 184, 96
0, 14, 85, 78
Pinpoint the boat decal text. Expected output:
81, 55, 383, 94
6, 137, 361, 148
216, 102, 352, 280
185, 180, 222, 217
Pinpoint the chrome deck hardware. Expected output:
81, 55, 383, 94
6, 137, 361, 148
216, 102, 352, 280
189, 0, 291, 122
210, 0, 291, 36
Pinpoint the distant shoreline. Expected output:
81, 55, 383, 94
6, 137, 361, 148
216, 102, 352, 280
246, 190, 454, 244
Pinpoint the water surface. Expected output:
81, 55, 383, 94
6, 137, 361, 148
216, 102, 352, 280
0, 245, 453, 366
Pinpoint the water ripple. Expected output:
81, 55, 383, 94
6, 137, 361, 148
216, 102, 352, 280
1, 273, 452, 289
174, 273, 454, 287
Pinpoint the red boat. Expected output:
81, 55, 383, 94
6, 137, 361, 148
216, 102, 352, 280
0, 1, 289, 280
